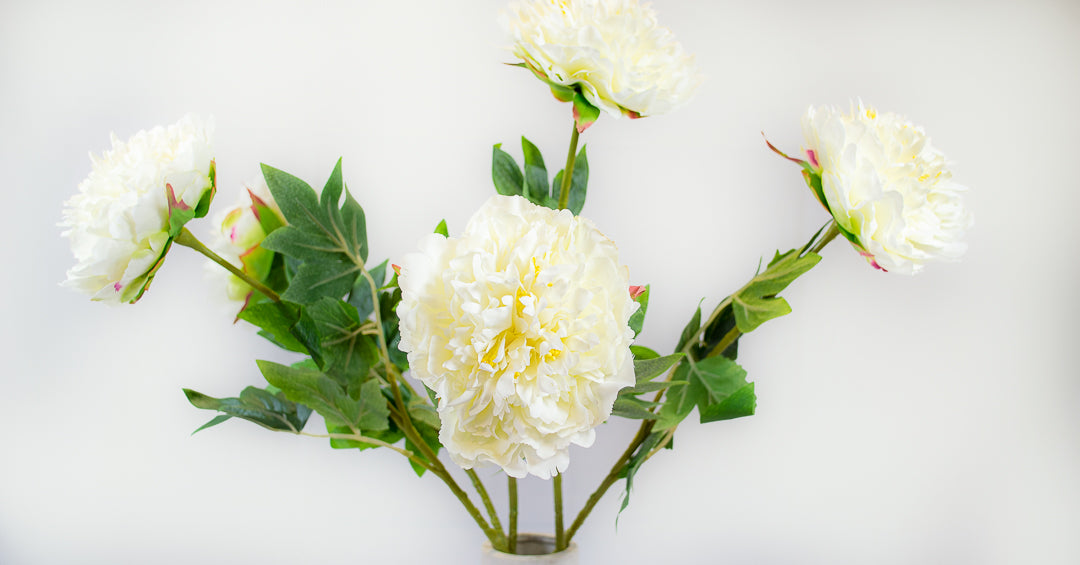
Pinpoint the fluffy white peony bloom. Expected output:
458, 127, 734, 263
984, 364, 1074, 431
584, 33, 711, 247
802, 102, 973, 274
503, 0, 701, 124
207, 176, 285, 309
397, 195, 637, 479
61, 114, 215, 303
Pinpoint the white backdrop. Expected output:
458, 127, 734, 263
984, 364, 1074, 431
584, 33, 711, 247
3, 0, 1078, 563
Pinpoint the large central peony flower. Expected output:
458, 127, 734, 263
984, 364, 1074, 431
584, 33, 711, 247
802, 102, 973, 274
397, 195, 637, 479
502, 0, 701, 124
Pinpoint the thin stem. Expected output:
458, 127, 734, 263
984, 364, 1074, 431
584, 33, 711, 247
554, 473, 566, 550
566, 221, 846, 542
810, 221, 841, 255
294, 431, 432, 470
557, 122, 582, 210
174, 227, 281, 303
508, 477, 519, 554
466, 469, 505, 538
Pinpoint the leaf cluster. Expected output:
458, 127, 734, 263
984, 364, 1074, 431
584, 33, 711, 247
492, 137, 588, 215
184, 161, 440, 475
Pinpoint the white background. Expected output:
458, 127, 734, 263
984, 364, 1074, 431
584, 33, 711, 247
3, 0, 1078, 563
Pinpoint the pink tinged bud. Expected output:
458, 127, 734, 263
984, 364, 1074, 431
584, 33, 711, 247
629, 285, 646, 299
392, 264, 401, 276
806, 149, 820, 169
114, 282, 122, 292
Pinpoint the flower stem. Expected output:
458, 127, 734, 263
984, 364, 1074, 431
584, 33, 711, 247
467, 469, 505, 539
557, 122, 581, 211
508, 477, 519, 554
810, 221, 841, 255
554, 473, 566, 551
565, 221, 845, 543
174, 227, 281, 303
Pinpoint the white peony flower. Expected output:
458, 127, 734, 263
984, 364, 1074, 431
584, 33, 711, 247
801, 102, 973, 274
61, 114, 215, 303
502, 0, 701, 127
206, 175, 285, 310
397, 195, 637, 479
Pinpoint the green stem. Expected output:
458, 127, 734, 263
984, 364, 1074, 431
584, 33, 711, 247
565, 222, 845, 543
174, 227, 281, 303
554, 473, 566, 550
467, 469, 505, 540
508, 477, 519, 554
810, 221, 841, 255
557, 122, 581, 211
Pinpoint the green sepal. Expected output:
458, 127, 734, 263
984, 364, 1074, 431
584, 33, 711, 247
627, 285, 650, 338
192, 159, 217, 220
732, 248, 821, 333
434, 219, 449, 237
492, 143, 525, 197
184, 386, 312, 434
572, 92, 601, 133
551, 144, 589, 215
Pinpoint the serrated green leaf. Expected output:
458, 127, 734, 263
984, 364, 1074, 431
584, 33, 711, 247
521, 137, 549, 205
492, 144, 524, 197
628, 285, 650, 338
551, 145, 589, 215
259, 161, 368, 305
257, 360, 388, 433
184, 386, 311, 434
732, 249, 820, 333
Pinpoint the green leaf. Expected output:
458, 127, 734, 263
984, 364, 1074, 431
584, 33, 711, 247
732, 249, 821, 333
192, 414, 232, 434
347, 260, 387, 322
434, 219, 449, 237
492, 144, 524, 197
257, 360, 389, 433
305, 297, 380, 387
630, 345, 659, 360
632, 353, 684, 384
521, 137, 549, 205
689, 356, 754, 423
617, 431, 665, 520
611, 396, 661, 420
237, 301, 308, 354
675, 302, 703, 352
259, 160, 368, 304
654, 362, 698, 431
700, 383, 756, 423
627, 285, 650, 338
184, 386, 312, 434
551, 145, 589, 215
